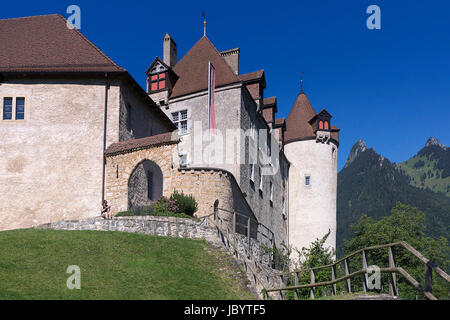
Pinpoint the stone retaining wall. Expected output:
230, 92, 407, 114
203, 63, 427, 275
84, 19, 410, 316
37, 215, 220, 245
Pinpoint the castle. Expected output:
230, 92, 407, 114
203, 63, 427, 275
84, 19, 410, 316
0, 14, 339, 252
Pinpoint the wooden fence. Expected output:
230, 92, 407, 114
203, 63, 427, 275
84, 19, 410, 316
264, 241, 450, 300
210, 208, 449, 300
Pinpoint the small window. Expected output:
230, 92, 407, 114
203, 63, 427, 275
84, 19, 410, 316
172, 110, 188, 135
15, 98, 25, 120
3, 98, 12, 120
324, 121, 329, 130
305, 175, 311, 186
179, 154, 188, 167
259, 167, 263, 191
250, 163, 254, 182
149, 72, 167, 92
269, 181, 273, 203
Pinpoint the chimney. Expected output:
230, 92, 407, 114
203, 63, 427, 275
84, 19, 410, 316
220, 48, 240, 75
163, 33, 177, 68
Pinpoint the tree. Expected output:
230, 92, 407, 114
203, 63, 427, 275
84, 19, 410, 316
344, 202, 449, 299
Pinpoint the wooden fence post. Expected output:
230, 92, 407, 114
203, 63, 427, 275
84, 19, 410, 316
388, 246, 398, 296
310, 270, 315, 299
344, 258, 352, 293
294, 272, 299, 300
331, 265, 337, 296
425, 264, 433, 295
279, 275, 284, 300
362, 250, 368, 294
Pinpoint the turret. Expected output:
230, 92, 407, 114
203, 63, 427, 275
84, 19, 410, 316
283, 87, 339, 254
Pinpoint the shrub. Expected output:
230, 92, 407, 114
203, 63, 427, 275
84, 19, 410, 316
169, 190, 198, 217
152, 196, 196, 220
116, 206, 153, 217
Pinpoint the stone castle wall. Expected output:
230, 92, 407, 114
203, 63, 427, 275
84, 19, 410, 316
104, 143, 255, 231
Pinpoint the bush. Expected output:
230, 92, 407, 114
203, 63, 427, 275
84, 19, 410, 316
116, 206, 153, 217
151, 196, 196, 220
169, 190, 198, 217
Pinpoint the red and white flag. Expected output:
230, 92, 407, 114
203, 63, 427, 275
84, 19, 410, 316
208, 62, 217, 135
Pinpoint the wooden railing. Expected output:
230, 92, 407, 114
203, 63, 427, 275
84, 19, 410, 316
264, 241, 450, 300
215, 207, 275, 249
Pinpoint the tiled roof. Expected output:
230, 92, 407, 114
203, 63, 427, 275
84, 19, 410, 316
105, 132, 179, 155
239, 70, 264, 83
170, 36, 240, 98
284, 92, 317, 143
331, 126, 340, 145
0, 14, 125, 73
263, 96, 276, 106
274, 118, 285, 127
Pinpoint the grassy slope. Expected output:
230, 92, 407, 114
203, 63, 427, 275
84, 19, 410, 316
0, 229, 254, 300
397, 156, 450, 197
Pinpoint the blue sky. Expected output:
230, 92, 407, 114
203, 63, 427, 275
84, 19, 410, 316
2, 0, 450, 170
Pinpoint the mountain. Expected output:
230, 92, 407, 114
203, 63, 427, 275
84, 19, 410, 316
396, 137, 450, 197
337, 138, 450, 257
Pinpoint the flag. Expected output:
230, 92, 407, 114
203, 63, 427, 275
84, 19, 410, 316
208, 61, 217, 135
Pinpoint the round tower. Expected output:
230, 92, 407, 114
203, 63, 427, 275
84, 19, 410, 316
284, 91, 339, 255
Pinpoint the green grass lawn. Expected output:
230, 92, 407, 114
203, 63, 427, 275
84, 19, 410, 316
0, 229, 255, 300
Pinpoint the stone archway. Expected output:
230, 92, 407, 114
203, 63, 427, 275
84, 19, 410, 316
104, 133, 179, 214
128, 159, 163, 209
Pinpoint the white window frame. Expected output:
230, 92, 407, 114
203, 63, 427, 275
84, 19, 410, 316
259, 167, 263, 191
250, 163, 255, 182
172, 109, 189, 135
269, 181, 273, 203
2, 97, 26, 122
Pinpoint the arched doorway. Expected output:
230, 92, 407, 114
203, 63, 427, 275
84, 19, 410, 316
128, 159, 163, 209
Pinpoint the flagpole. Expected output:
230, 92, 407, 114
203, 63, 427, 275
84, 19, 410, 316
207, 61, 211, 166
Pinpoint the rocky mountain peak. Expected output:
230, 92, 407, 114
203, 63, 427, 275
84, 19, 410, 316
425, 137, 447, 149
344, 139, 368, 168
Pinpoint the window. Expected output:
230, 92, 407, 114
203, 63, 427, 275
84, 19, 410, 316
147, 171, 153, 200
150, 72, 166, 91
3, 97, 12, 120
305, 175, 311, 186
250, 163, 254, 182
179, 154, 188, 167
259, 167, 263, 191
15, 98, 25, 120
172, 110, 188, 135
269, 181, 273, 204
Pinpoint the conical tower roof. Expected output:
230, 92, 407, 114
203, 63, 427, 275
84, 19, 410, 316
284, 92, 317, 143
170, 36, 240, 98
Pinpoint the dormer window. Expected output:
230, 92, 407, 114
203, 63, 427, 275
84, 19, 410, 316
146, 57, 177, 94
150, 72, 166, 91
319, 120, 329, 130
314, 109, 332, 132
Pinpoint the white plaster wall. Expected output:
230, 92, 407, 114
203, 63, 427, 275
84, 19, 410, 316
164, 85, 243, 182
0, 77, 120, 230
284, 139, 338, 253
